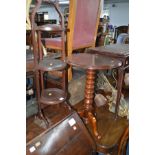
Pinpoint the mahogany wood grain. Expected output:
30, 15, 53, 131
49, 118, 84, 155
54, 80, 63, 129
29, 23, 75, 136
27, 107, 96, 155
37, 59, 66, 72
87, 44, 129, 118
26, 102, 72, 143
40, 88, 67, 105
30, 0, 68, 127
74, 101, 129, 154
88, 44, 129, 59
66, 53, 122, 70
66, 53, 122, 139
35, 24, 65, 33
118, 126, 129, 155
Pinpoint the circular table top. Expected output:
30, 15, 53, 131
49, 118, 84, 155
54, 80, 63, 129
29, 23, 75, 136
66, 53, 122, 70
35, 24, 65, 33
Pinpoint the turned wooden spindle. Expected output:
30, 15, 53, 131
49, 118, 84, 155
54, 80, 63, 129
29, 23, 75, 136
82, 69, 101, 139
83, 69, 96, 122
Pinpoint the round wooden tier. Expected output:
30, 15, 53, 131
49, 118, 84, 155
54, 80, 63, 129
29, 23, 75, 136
66, 53, 122, 70
37, 59, 66, 71
35, 24, 65, 32
40, 88, 67, 105
35, 24, 66, 33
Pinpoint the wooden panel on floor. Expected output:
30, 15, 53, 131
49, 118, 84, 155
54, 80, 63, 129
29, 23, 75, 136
26, 102, 73, 143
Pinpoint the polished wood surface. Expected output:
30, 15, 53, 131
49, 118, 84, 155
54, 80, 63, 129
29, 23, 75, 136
31, 0, 67, 91
91, 107, 128, 153
66, 53, 122, 70
66, 53, 122, 139
27, 109, 96, 155
26, 102, 72, 143
74, 101, 129, 154
118, 126, 129, 155
37, 59, 66, 71
30, 0, 68, 128
40, 88, 67, 105
87, 44, 129, 117
35, 24, 65, 32
88, 44, 129, 59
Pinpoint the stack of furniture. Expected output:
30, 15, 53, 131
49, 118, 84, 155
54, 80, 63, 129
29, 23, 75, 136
85, 44, 129, 154
26, 1, 129, 155
43, 0, 101, 80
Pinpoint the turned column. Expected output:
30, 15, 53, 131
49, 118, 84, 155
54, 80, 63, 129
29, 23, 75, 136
83, 69, 96, 123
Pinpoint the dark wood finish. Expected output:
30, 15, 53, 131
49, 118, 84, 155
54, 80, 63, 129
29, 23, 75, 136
66, 53, 122, 70
38, 1, 68, 86
40, 88, 67, 105
66, 53, 122, 139
118, 126, 129, 155
88, 44, 129, 59
26, 53, 63, 73
27, 109, 96, 155
31, 0, 67, 91
87, 44, 129, 117
37, 59, 66, 71
74, 101, 129, 155
35, 24, 65, 33
27, 102, 72, 143
30, 0, 67, 127
91, 107, 128, 154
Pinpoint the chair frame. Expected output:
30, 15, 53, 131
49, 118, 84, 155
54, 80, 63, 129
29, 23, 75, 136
67, 0, 101, 80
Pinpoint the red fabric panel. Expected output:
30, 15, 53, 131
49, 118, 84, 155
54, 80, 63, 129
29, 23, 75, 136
44, 37, 62, 48
73, 0, 100, 49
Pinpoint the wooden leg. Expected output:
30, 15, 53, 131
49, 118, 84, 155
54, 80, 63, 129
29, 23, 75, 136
83, 69, 96, 123
35, 70, 49, 128
35, 70, 42, 114
115, 67, 125, 118
88, 112, 101, 139
79, 69, 101, 139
